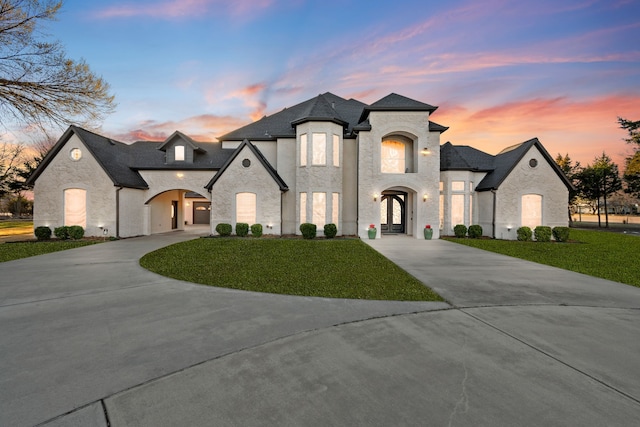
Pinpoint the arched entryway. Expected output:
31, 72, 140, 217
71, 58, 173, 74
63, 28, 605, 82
144, 189, 210, 234
380, 191, 407, 234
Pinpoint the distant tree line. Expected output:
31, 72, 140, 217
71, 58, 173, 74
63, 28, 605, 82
557, 117, 640, 227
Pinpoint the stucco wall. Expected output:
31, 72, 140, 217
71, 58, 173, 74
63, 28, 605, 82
276, 138, 297, 234
118, 188, 146, 237
33, 134, 117, 237
357, 111, 440, 239
495, 146, 568, 239
210, 145, 283, 235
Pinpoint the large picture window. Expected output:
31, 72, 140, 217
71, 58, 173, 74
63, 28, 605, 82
64, 188, 86, 228
521, 194, 542, 229
236, 192, 256, 225
381, 140, 405, 173
312, 133, 326, 165
312, 192, 326, 227
451, 194, 464, 229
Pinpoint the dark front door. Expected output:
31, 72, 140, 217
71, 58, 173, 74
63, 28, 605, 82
380, 192, 406, 234
171, 200, 178, 229
193, 202, 211, 224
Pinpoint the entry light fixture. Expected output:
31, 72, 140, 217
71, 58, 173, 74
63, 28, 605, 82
423, 194, 428, 202
176, 172, 184, 178
507, 226, 512, 232
421, 147, 431, 155
373, 193, 378, 202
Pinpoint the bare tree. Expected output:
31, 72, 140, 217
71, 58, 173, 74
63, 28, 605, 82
0, 138, 25, 198
0, 0, 115, 131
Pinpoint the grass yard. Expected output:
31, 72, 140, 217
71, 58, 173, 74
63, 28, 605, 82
140, 238, 444, 301
447, 229, 640, 288
0, 220, 33, 236
0, 240, 100, 263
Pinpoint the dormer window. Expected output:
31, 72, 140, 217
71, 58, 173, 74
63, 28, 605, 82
175, 145, 185, 161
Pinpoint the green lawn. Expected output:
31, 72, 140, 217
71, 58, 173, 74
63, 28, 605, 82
446, 229, 640, 288
0, 220, 33, 236
140, 238, 444, 301
0, 240, 100, 263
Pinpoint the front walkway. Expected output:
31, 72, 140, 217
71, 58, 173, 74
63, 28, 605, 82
1, 234, 639, 426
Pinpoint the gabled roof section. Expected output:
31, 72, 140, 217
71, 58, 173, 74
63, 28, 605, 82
205, 139, 288, 191
27, 126, 149, 189
475, 138, 573, 191
218, 93, 368, 141
440, 142, 494, 171
128, 140, 233, 170
359, 93, 438, 123
157, 130, 206, 153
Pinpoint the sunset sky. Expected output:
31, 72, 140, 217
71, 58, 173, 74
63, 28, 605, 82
28, 0, 640, 167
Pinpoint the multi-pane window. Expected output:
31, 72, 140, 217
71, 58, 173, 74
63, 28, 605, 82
312, 133, 326, 165
300, 134, 307, 166
64, 188, 86, 228
236, 192, 256, 225
451, 181, 465, 191
381, 140, 405, 173
333, 135, 339, 167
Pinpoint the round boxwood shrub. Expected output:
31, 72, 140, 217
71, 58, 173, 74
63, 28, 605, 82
517, 226, 532, 241
552, 226, 570, 242
324, 223, 337, 239
215, 223, 232, 237
453, 224, 467, 238
54, 226, 69, 240
34, 226, 52, 241
236, 222, 249, 237
468, 224, 483, 239
299, 223, 317, 239
251, 224, 263, 237
67, 225, 84, 240
534, 226, 552, 242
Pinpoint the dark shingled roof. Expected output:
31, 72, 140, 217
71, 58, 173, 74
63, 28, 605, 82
441, 138, 573, 191
205, 139, 288, 191
219, 92, 443, 141
27, 126, 235, 189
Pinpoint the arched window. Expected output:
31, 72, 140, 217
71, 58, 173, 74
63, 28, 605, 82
381, 140, 405, 173
64, 189, 86, 228
522, 194, 542, 229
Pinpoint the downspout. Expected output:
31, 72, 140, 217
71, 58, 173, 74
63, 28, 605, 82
116, 186, 122, 238
491, 188, 497, 238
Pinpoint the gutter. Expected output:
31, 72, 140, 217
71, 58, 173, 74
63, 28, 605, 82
491, 189, 497, 238
116, 186, 122, 238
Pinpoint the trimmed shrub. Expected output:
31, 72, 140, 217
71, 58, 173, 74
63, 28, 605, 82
236, 222, 249, 237
34, 226, 52, 241
215, 223, 232, 237
534, 226, 552, 242
552, 226, 570, 242
468, 224, 483, 239
517, 226, 532, 241
453, 224, 467, 238
324, 223, 337, 239
54, 226, 69, 240
67, 225, 84, 240
251, 224, 263, 237
299, 223, 317, 239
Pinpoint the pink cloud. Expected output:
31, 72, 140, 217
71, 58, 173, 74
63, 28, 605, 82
92, 0, 275, 20
432, 94, 640, 167
114, 114, 247, 142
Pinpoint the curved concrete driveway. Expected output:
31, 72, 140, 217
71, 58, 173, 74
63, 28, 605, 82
1, 232, 639, 426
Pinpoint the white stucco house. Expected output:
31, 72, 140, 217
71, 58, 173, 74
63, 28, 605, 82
27, 92, 572, 240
